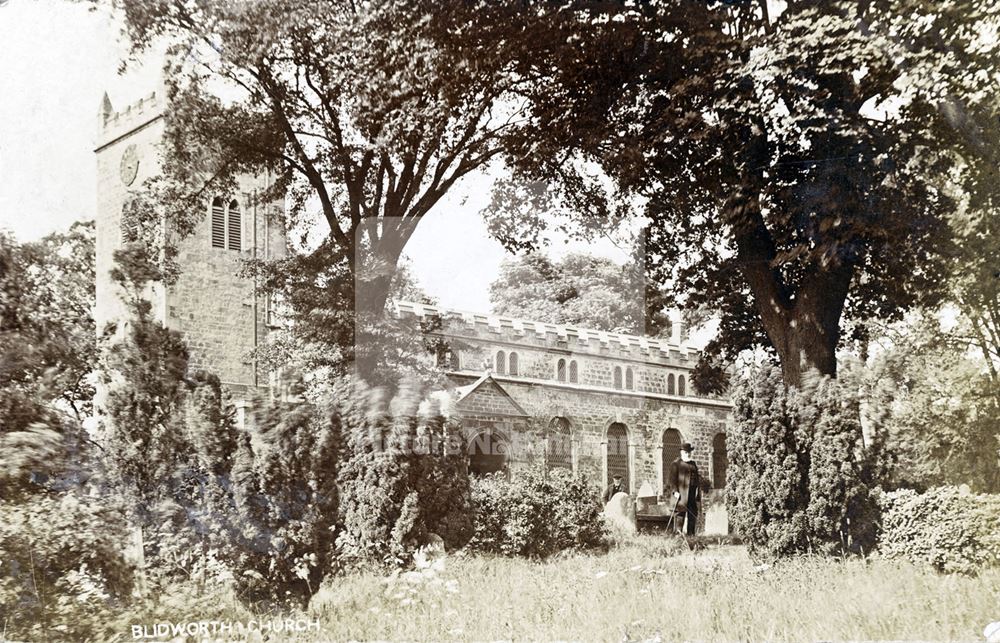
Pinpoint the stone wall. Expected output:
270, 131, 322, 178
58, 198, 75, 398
166, 179, 284, 388
456, 374, 728, 499
95, 91, 168, 334
95, 90, 284, 396
396, 301, 733, 505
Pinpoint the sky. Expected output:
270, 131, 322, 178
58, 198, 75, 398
0, 0, 633, 314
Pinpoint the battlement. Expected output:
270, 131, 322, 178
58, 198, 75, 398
97, 90, 165, 150
393, 300, 699, 365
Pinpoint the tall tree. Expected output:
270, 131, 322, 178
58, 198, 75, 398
489, 251, 660, 335
0, 222, 96, 425
491, 0, 1000, 387
111, 0, 557, 378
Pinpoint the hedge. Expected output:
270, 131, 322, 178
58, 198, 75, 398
877, 486, 1000, 574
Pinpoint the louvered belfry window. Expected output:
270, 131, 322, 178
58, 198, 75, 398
606, 423, 629, 488
211, 198, 226, 248
227, 199, 241, 251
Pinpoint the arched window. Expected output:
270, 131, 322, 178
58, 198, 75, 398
468, 431, 509, 477
668, 373, 676, 395
495, 350, 506, 375
227, 199, 242, 251
606, 423, 629, 488
625, 367, 634, 391
547, 417, 572, 471
713, 433, 728, 490
662, 428, 683, 489
211, 197, 226, 248
569, 360, 578, 384
508, 352, 519, 376
678, 375, 686, 396
449, 350, 460, 371
556, 358, 566, 382
613, 366, 623, 390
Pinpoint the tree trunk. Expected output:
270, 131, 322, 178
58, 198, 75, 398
750, 265, 853, 389
763, 309, 839, 388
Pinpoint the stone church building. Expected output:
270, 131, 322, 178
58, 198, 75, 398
94, 88, 731, 506
95, 88, 285, 407
396, 302, 731, 502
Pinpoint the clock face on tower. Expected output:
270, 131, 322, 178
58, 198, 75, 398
120, 144, 139, 186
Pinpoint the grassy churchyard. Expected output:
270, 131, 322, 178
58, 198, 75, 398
252, 535, 999, 641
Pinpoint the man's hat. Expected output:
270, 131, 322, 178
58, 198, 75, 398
612, 473, 623, 479
680, 442, 694, 452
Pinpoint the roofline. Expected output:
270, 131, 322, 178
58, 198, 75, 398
393, 300, 695, 353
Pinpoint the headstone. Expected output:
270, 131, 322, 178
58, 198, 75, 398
703, 502, 729, 535
604, 491, 637, 534
635, 482, 657, 512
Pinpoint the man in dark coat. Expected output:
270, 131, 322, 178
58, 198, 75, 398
667, 442, 701, 535
603, 473, 627, 503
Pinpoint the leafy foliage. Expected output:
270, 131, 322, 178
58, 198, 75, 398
864, 316, 1000, 493
0, 493, 135, 643
877, 487, 1000, 575
489, 251, 659, 335
97, 246, 245, 601
468, 466, 609, 558
336, 378, 473, 568
495, 0, 999, 386
229, 396, 342, 605
727, 364, 882, 560
0, 223, 96, 423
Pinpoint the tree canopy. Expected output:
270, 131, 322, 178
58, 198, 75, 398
109, 0, 1000, 388
490, 0, 1000, 387
112, 0, 563, 380
0, 223, 96, 425
489, 251, 659, 335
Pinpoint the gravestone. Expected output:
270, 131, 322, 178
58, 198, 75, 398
635, 481, 657, 513
703, 500, 729, 535
604, 491, 636, 534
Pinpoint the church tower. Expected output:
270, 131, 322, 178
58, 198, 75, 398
95, 89, 285, 399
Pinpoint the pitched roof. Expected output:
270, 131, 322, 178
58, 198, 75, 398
453, 372, 529, 417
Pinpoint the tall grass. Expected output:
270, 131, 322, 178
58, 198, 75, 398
308, 536, 1000, 641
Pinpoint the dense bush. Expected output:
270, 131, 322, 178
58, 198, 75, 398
727, 365, 882, 560
468, 466, 609, 557
230, 396, 342, 605
336, 379, 473, 568
877, 487, 1000, 574
0, 493, 135, 642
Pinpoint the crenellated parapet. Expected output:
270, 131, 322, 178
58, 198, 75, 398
394, 300, 699, 367
97, 90, 164, 151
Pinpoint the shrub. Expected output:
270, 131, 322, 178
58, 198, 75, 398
876, 487, 1000, 574
336, 379, 473, 568
230, 396, 342, 606
468, 466, 609, 557
727, 365, 881, 560
0, 492, 135, 642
